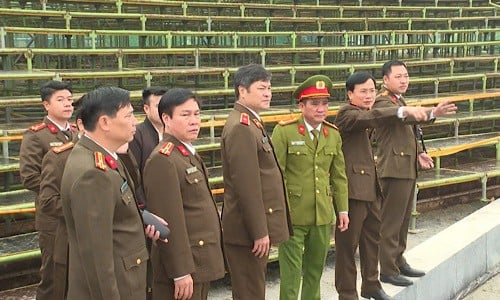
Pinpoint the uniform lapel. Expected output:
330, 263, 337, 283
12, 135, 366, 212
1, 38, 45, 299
316, 126, 327, 152
299, 116, 316, 152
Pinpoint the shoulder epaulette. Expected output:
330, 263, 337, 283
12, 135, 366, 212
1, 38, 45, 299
29, 123, 46, 132
322, 120, 339, 130
52, 142, 74, 154
159, 142, 174, 156
240, 113, 249, 126
377, 89, 390, 98
278, 118, 298, 126
94, 151, 107, 171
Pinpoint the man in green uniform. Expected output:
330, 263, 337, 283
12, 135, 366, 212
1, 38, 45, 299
272, 75, 349, 300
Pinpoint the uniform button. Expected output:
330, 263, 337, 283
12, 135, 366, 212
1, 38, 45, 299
136, 258, 141, 265
316, 189, 320, 194
361, 170, 365, 174
373, 155, 378, 161
315, 177, 319, 181
198, 240, 204, 246
315, 165, 318, 169
296, 152, 300, 155
194, 178, 199, 183
268, 208, 273, 213
400, 152, 404, 156
315, 154, 318, 157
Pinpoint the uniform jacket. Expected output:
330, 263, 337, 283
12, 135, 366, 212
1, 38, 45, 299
129, 118, 160, 206
335, 103, 399, 202
371, 87, 430, 180
20, 116, 74, 231
271, 116, 348, 225
39, 141, 75, 266
61, 135, 148, 300
221, 103, 292, 246
143, 134, 225, 283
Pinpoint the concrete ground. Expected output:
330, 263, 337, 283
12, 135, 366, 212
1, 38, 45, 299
462, 267, 500, 300
0, 201, 497, 299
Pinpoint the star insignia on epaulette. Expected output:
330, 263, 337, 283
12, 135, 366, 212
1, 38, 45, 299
322, 120, 338, 131
52, 142, 74, 154
94, 152, 107, 171
278, 118, 297, 126
29, 123, 46, 132
159, 142, 174, 156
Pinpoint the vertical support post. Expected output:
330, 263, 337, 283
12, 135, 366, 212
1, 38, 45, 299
223, 69, 229, 90
232, 33, 238, 49
434, 79, 439, 97
290, 68, 296, 91
194, 49, 199, 68
291, 32, 297, 49
265, 18, 271, 33
210, 115, 215, 144
0, 27, 5, 49
182, 2, 188, 17
140, 15, 147, 31
482, 75, 487, 92
260, 50, 266, 67
319, 49, 325, 66
116, 0, 123, 14
239, 4, 245, 18
90, 30, 97, 50
166, 32, 172, 48
496, 140, 500, 161
410, 184, 419, 231
454, 119, 459, 138
144, 72, 152, 87
64, 13, 72, 30
480, 174, 488, 202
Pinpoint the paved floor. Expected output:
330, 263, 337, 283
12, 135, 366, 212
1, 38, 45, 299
463, 269, 500, 300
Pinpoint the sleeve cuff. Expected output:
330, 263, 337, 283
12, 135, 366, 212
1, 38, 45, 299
174, 274, 190, 281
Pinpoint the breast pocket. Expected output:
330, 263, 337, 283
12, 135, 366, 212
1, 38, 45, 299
185, 169, 204, 185
288, 145, 308, 156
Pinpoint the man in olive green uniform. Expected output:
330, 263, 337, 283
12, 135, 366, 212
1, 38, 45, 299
221, 64, 293, 300
19, 80, 74, 300
61, 87, 150, 300
143, 88, 225, 300
372, 60, 457, 287
334, 71, 433, 300
272, 75, 349, 300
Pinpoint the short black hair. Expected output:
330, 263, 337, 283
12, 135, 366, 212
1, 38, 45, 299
382, 60, 407, 77
40, 80, 72, 102
346, 71, 377, 92
234, 64, 271, 99
73, 93, 88, 122
142, 86, 168, 105
158, 88, 200, 125
79, 87, 131, 132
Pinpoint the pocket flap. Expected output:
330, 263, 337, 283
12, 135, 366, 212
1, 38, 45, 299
122, 246, 149, 270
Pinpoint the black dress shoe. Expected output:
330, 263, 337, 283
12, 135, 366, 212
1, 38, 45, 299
361, 288, 391, 300
380, 274, 413, 286
399, 263, 426, 277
